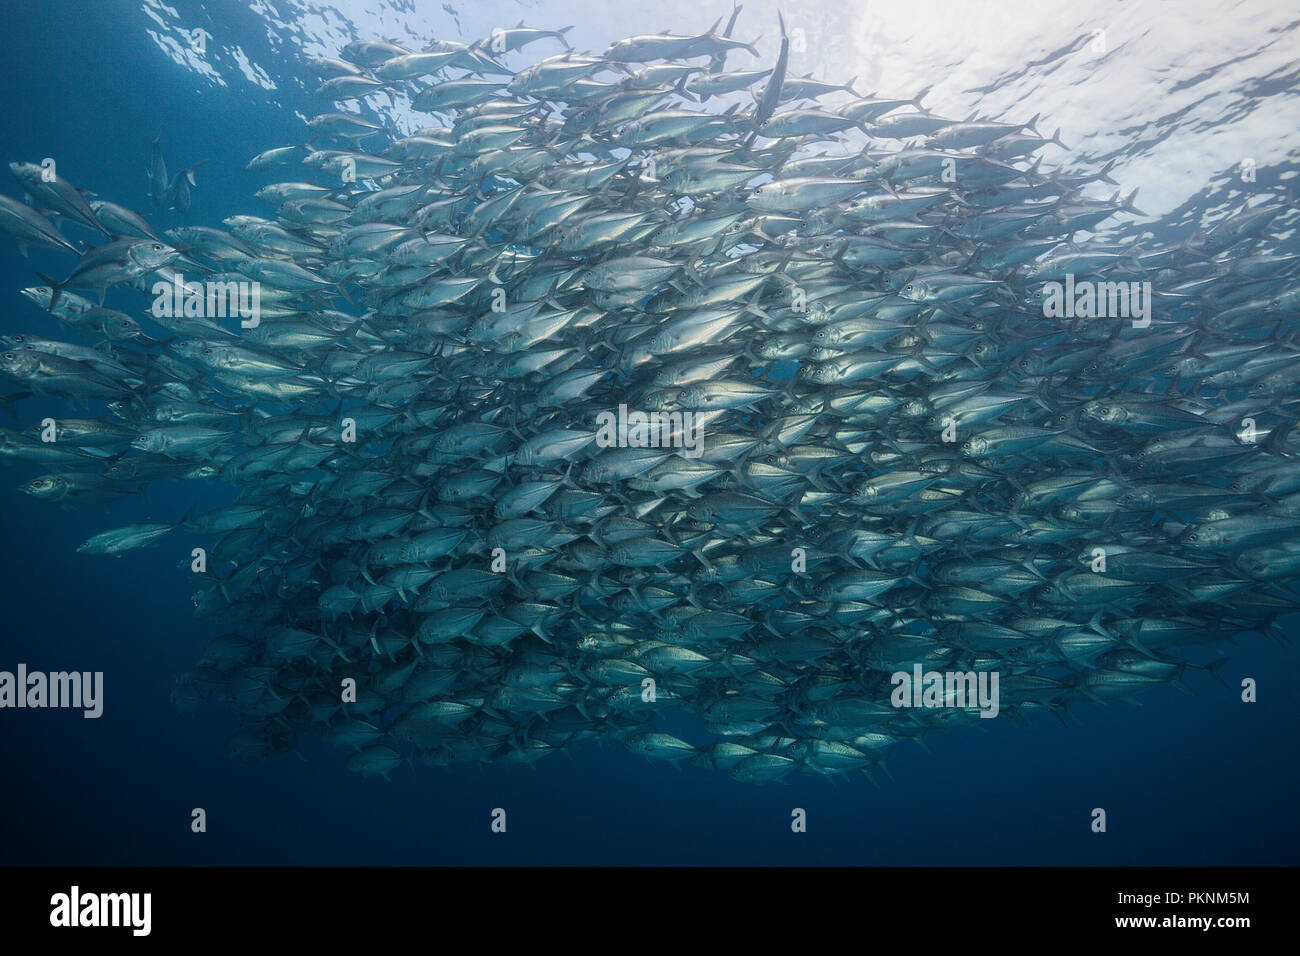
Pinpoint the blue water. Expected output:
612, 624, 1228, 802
0, 0, 1297, 865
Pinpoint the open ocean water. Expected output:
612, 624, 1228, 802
0, 0, 1297, 867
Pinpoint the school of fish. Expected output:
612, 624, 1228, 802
1, 10, 1297, 782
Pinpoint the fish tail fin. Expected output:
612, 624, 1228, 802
672, 73, 697, 103
1061, 700, 1086, 727
783, 496, 805, 526
1122, 187, 1146, 217
1204, 657, 1230, 690
0, 391, 32, 422
802, 461, 831, 494
35, 272, 65, 311
1040, 707, 1071, 728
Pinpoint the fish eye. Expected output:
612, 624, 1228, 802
903, 284, 913, 293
